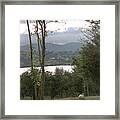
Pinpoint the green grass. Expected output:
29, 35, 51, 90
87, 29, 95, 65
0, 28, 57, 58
56, 96, 100, 100
22, 96, 32, 100
21, 96, 100, 100
84, 96, 100, 100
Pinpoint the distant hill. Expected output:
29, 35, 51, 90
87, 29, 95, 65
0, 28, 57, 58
20, 42, 81, 67
20, 27, 84, 46
20, 27, 83, 67
46, 42, 81, 52
20, 42, 81, 52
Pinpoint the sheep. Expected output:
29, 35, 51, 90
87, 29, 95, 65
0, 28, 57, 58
78, 93, 84, 99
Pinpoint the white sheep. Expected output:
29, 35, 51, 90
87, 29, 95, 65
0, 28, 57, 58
78, 93, 84, 99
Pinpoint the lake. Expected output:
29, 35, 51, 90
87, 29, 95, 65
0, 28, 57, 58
20, 65, 74, 75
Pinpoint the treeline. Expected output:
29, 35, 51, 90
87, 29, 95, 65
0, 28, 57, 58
20, 50, 79, 67
20, 67, 99, 100
20, 20, 100, 100
73, 20, 100, 96
20, 68, 81, 99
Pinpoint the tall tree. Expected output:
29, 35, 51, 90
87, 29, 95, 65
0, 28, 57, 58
73, 20, 100, 96
34, 20, 42, 99
26, 20, 36, 99
35, 20, 42, 67
33, 20, 61, 99
26, 20, 34, 71
38, 20, 46, 100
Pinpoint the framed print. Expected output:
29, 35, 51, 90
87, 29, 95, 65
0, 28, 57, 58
0, 0, 119, 119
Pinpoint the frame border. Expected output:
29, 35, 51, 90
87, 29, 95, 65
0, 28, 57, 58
0, 0, 119, 119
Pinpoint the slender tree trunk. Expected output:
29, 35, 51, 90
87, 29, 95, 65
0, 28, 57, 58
26, 20, 34, 70
34, 84, 37, 99
83, 80, 86, 96
35, 20, 42, 99
26, 20, 36, 99
36, 20, 41, 66
38, 20, 46, 100
86, 82, 89, 96
41, 20, 46, 100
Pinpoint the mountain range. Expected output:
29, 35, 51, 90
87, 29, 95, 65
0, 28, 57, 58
21, 42, 81, 52
20, 27, 83, 67
20, 27, 84, 46
20, 42, 80, 67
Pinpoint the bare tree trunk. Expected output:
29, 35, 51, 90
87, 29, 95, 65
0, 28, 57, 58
83, 79, 86, 96
36, 20, 41, 66
38, 20, 46, 100
41, 20, 46, 100
86, 82, 89, 96
26, 20, 36, 99
35, 20, 42, 99
26, 20, 33, 70
34, 84, 37, 99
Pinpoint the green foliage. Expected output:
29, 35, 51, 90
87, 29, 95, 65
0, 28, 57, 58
44, 68, 84, 99
73, 20, 100, 96
20, 50, 79, 67
20, 68, 41, 99
21, 67, 84, 100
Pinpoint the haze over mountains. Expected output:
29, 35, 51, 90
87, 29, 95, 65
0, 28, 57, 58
20, 27, 84, 46
20, 27, 84, 67
21, 42, 81, 52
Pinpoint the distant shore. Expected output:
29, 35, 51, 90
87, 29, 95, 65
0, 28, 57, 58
20, 65, 74, 75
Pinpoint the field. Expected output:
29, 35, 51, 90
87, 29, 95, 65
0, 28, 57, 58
22, 96, 100, 100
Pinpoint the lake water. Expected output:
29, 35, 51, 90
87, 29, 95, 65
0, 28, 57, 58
20, 65, 74, 75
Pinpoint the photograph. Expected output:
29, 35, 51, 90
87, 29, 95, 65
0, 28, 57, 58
20, 19, 100, 100
2, 1, 117, 118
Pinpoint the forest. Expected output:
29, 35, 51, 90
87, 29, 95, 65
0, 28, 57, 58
20, 20, 100, 100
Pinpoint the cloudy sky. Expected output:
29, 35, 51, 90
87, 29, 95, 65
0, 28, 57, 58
20, 20, 89, 34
